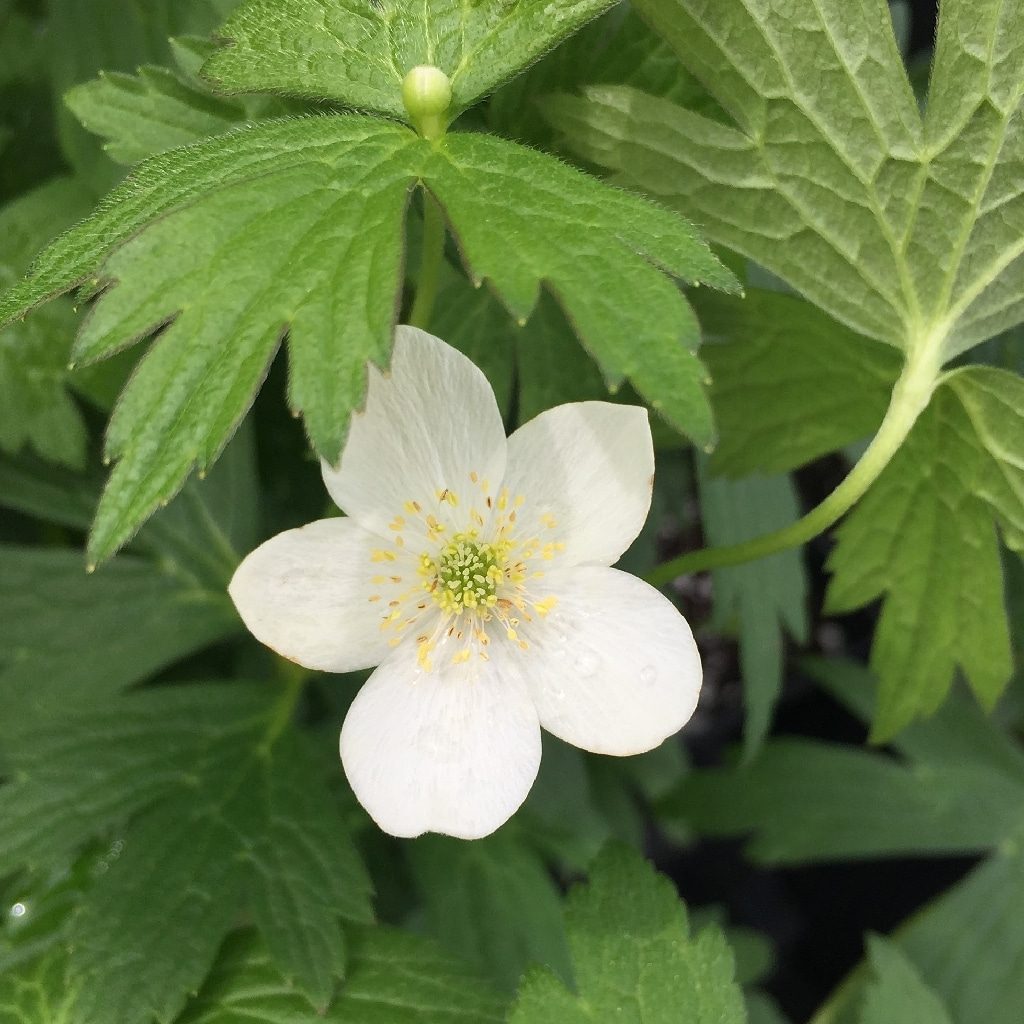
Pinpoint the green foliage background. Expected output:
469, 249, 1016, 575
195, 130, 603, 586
1, 1, 1022, 1022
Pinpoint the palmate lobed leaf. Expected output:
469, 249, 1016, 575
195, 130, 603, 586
62, 35, 300, 168
65, 64, 246, 165
0, 113, 733, 565
696, 290, 902, 477
0, 685, 372, 1021
549, 0, 1024, 362
0, 926, 507, 1024
547, 0, 1024, 731
508, 845, 746, 1024
201, 0, 619, 122
175, 926, 507, 1024
826, 367, 1024, 737
405, 830, 572, 993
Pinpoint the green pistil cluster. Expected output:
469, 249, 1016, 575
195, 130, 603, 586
423, 533, 505, 614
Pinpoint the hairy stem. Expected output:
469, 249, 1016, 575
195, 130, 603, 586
408, 196, 445, 330
646, 342, 944, 588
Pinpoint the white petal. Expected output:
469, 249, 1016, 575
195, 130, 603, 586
322, 326, 507, 538
524, 566, 701, 755
501, 402, 653, 568
340, 641, 541, 839
229, 517, 399, 673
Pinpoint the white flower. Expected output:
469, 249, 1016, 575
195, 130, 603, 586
230, 326, 702, 839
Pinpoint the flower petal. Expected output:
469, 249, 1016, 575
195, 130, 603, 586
340, 641, 542, 839
501, 402, 653, 567
525, 566, 701, 755
322, 326, 507, 538
229, 517, 399, 673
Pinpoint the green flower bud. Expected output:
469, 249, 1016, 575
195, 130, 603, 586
402, 65, 452, 141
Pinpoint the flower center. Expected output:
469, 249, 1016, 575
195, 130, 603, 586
366, 473, 566, 671
424, 533, 508, 614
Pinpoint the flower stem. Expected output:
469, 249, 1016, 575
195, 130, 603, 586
645, 342, 944, 588
408, 196, 445, 331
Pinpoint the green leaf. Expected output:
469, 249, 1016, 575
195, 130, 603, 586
65, 66, 245, 165
202, 0, 619, 121
405, 830, 572, 992
664, 736, 1024, 863
514, 292, 608, 425
0, 685, 372, 1021
508, 844, 746, 1024
426, 262, 517, 419
47, 0, 228, 190
0, 546, 239, 733
0, 114, 732, 563
859, 937, 953, 1024
897, 844, 1024, 1024
0, 1, 44, 90
0, 946, 79, 1024
826, 367, 1024, 737
806, 657, 1024, 782
822, 844, 1024, 1024
697, 462, 808, 758
178, 927, 506, 1024
518, 735, 614, 869
488, 6, 720, 150
746, 992, 791, 1024
697, 290, 901, 476
548, 0, 1024, 363
0, 179, 93, 467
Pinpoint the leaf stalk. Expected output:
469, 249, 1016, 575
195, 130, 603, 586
646, 340, 944, 587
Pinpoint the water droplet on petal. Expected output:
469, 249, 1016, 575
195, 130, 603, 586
640, 665, 657, 687
576, 651, 601, 676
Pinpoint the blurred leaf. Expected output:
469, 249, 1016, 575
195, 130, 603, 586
663, 659, 1024, 863
898, 844, 1024, 1024
508, 844, 746, 1024
177, 926, 506, 1024
859, 936, 953, 1024
0, 684, 372, 1020
822, 845, 1024, 1024
202, 0, 619, 121
0, 546, 239, 731
746, 992, 791, 1024
0, 115, 731, 563
427, 263, 517, 419
514, 292, 608, 425
666, 737, 1024, 863
698, 463, 808, 758
46, 0, 226, 189
0, 179, 93, 468
807, 658, 1024, 781
405, 830, 572, 992
697, 290, 900, 476
519, 735, 613, 869
827, 368, 1024, 737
